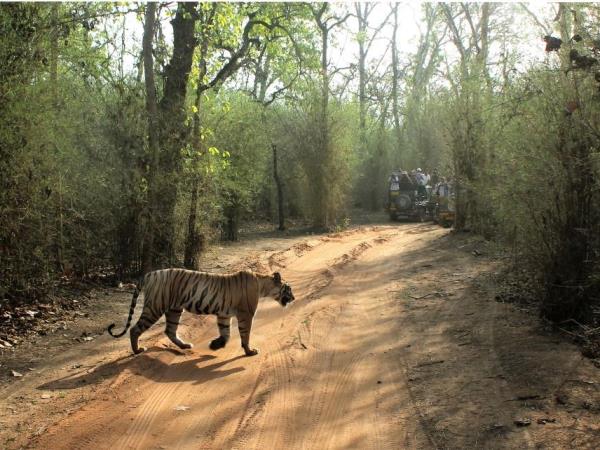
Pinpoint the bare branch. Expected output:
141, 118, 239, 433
327, 13, 352, 32
441, 4, 467, 65
461, 3, 481, 54
364, 9, 394, 56
518, 2, 551, 34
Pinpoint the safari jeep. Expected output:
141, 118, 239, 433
386, 171, 431, 221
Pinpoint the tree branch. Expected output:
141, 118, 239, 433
518, 2, 551, 34
198, 13, 262, 93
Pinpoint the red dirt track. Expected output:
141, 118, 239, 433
1, 224, 598, 449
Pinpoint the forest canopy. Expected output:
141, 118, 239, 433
1, 2, 599, 324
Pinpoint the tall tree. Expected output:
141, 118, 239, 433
441, 2, 495, 231
355, 3, 372, 153
390, 4, 403, 165
141, 2, 160, 273
354, 3, 393, 209
247, 4, 314, 232
143, 2, 198, 270
403, 3, 445, 168
183, 4, 285, 260
310, 3, 351, 229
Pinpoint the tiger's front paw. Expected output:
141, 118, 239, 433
244, 347, 259, 357
209, 336, 227, 351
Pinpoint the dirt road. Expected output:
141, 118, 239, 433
2, 224, 599, 449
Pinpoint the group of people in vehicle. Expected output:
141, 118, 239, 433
388, 167, 442, 198
386, 167, 455, 225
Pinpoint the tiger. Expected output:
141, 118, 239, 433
107, 269, 295, 356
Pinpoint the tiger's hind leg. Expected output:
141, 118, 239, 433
165, 309, 193, 350
130, 310, 161, 354
209, 315, 231, 351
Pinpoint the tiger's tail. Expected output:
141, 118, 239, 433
107, 285, 141, 338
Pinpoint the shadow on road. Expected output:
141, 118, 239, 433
38, 351, 246, 391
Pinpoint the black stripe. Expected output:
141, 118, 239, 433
226, 277, 231, 307
194, 286, 209, 314
207, 290, 219, 312
244, 275, 248, 308
187, 281, 200, 305
203, 294, 214, 313
177, 273, 189, 308
139, 316, 152, 325
199, 285, 209, 303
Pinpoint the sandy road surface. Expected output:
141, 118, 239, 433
4, 224, 599, 449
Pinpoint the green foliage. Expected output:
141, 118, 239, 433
0, 3, 145, 300
353, 121, 395, 211
2, 1, 597, 326
272, 85, 357, 227
209, 93, 270, 213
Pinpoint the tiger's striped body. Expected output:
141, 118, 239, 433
108, 269, 295, 356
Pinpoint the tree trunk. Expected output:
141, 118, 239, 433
223, 198, 240, 242
183, 177, 203, 269
183, 5, 213, 270
316, 7, 330, 229
391, 4, 402, 165
272, 144, 286, 231
183, 58, 206, 271
56, 174, 65, 272
150, 2, 198, 268
141, 2, 160, 274
50, 3, 58, 107
356, 3, 367, 153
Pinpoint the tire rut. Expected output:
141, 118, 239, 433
26, 224, 446, 450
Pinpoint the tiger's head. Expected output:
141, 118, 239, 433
270, 272, 295, 307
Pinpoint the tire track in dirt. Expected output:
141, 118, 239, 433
171, 348, 247, 449
117, 379, 179, 449
248, 341, 295, 450
290, 233, 395, 302
220, 228, 400, 449
263, 229, 403, 448
115, 327, 217, 449
309, 227, 441, 450
29, 224, 430, 450
267, 240, 318, 269
311, 237, 402, 450
172, 226, 384, 449
18, 223, 600, 450
217, 233, 375, 448
306, 350, 365, 448
226, 364, 269, 450
391, 245, 534, 449
100, 320, 222, 449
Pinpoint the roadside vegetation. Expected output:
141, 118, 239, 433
1, 2, 599, 340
